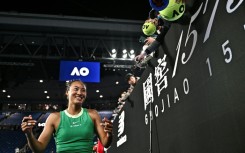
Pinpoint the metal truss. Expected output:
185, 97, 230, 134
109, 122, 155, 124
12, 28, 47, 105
0, 12, 143, 64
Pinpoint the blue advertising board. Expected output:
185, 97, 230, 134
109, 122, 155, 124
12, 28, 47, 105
59, 60, 100, 83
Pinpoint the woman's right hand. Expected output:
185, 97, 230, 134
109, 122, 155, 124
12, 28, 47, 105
21, 115, 37, 134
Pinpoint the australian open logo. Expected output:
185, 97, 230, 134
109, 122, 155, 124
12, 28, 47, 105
59, 61, 100, 82
70, 67, 90, 76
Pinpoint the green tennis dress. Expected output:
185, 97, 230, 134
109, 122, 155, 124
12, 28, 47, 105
54, 108, 94, 153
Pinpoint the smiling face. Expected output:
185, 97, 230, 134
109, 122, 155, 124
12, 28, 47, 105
66, 80, 87, 105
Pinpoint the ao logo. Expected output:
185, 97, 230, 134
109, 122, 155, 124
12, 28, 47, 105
70, 67, 89, 76
159, 1, 185, 21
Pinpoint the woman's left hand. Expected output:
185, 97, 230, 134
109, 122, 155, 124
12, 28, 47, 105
100, 117, 113, 137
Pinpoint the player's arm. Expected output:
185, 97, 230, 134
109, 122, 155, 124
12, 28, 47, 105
90, 109, 113, 148
25, 113, 57, 153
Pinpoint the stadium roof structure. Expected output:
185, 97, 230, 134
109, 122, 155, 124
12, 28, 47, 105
0, 1, 151, 109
